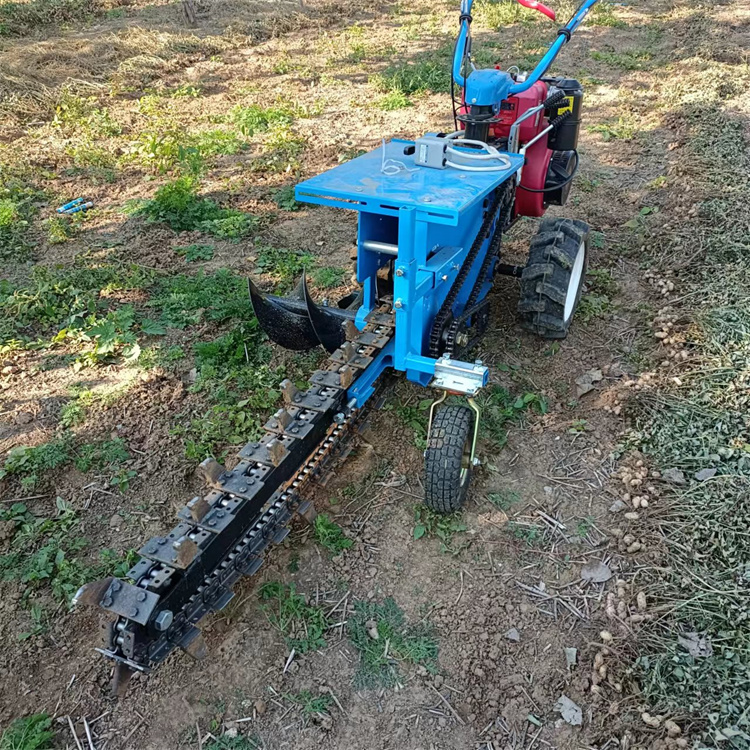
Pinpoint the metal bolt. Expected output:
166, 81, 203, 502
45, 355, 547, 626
395, 268, 405, 277
422, 196, 432, 203
441, 274, 448, 281
137, 591, 147, 602
217, 511, 225, 518
111, 580, 122, 591
472, 457, 481, 467
102, 596, 113, 607
154, 610, 173, 632
208, 519, 216, 527
130, 607, 139, 618
394, 299, 403, 309
147, 546, 158, 554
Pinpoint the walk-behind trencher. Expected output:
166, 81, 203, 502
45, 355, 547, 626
77, 0, 599, 690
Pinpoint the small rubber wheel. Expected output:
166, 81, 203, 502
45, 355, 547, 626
424, 405, 475, 514
518, 218, 590, 339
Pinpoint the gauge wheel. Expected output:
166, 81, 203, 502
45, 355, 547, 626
424, 405, 475, 514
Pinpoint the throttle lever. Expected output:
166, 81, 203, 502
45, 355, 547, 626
516, 0, 556, 21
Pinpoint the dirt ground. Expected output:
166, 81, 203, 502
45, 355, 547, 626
1, 0, 746, 747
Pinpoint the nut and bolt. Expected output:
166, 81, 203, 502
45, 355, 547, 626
394, 299, 404, 309
395, 268, 405, 277
154, 610, 174, 632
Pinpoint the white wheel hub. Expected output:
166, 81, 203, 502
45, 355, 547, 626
563, 239, 586, 322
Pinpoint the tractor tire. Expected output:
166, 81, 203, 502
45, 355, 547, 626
424, 405, 475, 514
517, 218, 590, 339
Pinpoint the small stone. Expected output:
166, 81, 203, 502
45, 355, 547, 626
14, 411, 33, 425
504, 628, 521, 642
109, 514, 123, 529
254, 699, 267, 715
609, 499, 626, 513
555, 695, 583, 726
600, 630, 613, 643
564, 647, 577, 668
581, 560, 613, 583
365, 619, 379, 640
661, 467, 686, 485
694, 468, 717, 481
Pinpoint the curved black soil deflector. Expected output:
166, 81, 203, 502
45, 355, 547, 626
247, 277, 320, 351
301, 271, 347, 354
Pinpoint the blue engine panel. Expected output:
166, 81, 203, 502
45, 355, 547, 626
295, 139, 523, 405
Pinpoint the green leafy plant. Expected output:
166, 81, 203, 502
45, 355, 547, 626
311, 266, 346, 289
274, 185, 303, 211
313, 514, 353, 554
386, 398, 432, 449
488, 488, 521, 510
254, 245, 314, 283
348, 598, 438, 687
376, 90, 412, 111
413, 506, 467, 553
258, 582, 329, 653
175, 243, 215, 262
230, 103, 295, 137
478, 386, 548, 447
0, 713, 54, 750
131, 177, 256, 239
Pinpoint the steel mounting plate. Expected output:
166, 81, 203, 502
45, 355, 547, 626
295, 139, 524, 224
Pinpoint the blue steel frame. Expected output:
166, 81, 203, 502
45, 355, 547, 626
294, 0, 597, 408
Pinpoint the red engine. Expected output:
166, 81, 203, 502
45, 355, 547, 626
458, 78, 582, 218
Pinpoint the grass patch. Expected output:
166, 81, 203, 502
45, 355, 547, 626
578, 268, 618, 322
348, 598, 438, 688
0, 500, 136, 612
590, 49, 653, 71
371, 57, 450, 95
258, 582, 329, 653
488, 488, 521, 510
230, 103, 295, 137
0, 0, 97, 36
131, 177, 256, 239
205, 735, 261, 750
375, 90, 412, 111
313, 514, 353, 554
0, 713, 54, 750
588, 115, 637, 141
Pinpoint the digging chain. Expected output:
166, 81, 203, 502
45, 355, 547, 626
428, 180, 515, 359
89, 302, 395, 681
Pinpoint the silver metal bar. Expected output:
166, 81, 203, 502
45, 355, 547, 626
362, 240, 398, 256
508, 104, 545, 154
517, 123, 555, 180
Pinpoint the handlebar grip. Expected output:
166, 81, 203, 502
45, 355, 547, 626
516, 0, 556, 21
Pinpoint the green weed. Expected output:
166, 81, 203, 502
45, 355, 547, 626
478, 386, 548, 448
253, 124, 306, 173
258, 582, 329, 653
285, 690, 333, 718
313, 514, 353, 554
508, 521, 542, 546
254, 245, 314, 284
230, 103, 295, 137
348, 598, 438, 688
371, 58, 450, 95
131, 177, 256, 238
590, 49, 653, 71
386, 397, 431, 449
587, 2, 626, 27
413, 506, 467, 554
274, 185, 303, 212
588, 116, 637, 141
175, 243, 214, 262
0, 713, 53, 750
375, 90, 412, 111
205, 735, 260, 750
150, 270, 250, 329
0, 439, 71, 489
0, 501, 137, 608
488, 488, 521, 510
0, 0, 96, 35
311, 266, 346, 289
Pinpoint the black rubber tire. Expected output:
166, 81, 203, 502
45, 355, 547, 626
424, 405, 475, 514
517, 217, 590, 339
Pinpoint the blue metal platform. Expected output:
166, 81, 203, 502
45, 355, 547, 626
296, 139, 523, 226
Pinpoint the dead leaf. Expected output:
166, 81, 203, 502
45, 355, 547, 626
555, 695, 583, 726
